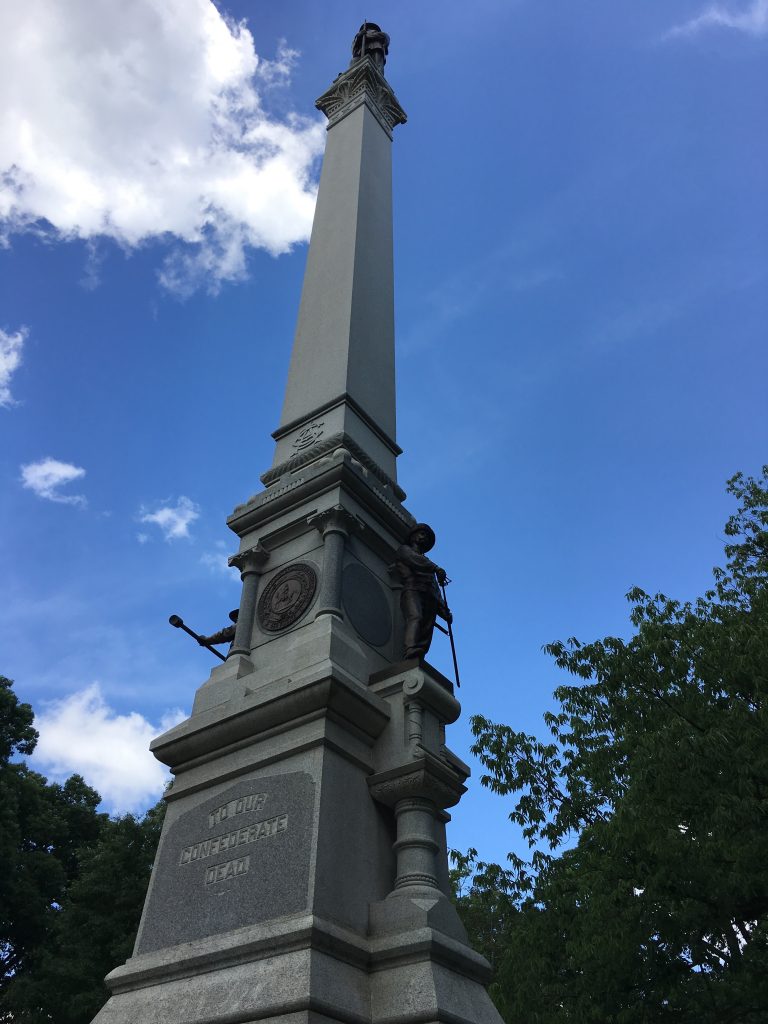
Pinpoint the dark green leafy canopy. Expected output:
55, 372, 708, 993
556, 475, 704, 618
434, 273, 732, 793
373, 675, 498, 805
2, 803, 165, 1024
0, 675, 165, 1024
0, 675, 36, 763
0, 677, 104, 989
461, 468, 768, 1023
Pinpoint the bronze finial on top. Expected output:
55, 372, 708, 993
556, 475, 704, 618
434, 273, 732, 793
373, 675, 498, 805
351, 22, 390, 70
316, 22, 406, 136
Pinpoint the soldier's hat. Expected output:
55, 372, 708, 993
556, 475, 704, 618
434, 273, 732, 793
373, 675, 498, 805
228, 609, 239, 623
409, 523, 436, 552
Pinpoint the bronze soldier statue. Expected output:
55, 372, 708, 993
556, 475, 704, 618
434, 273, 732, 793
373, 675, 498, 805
351, 22, 390, 70
197, 609, 238, 651
395, 524, 452, 661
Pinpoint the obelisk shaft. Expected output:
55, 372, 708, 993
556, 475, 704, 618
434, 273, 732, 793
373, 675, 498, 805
269, 58, 406, 484
281, 101, 395, 437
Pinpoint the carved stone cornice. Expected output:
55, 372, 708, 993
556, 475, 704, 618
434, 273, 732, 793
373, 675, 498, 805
229, 453, 416, 538
260, 430, 407, 502
316, 56, 407, 138
368, 756, 467, 811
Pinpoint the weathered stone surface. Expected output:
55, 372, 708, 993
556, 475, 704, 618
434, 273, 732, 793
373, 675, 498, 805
95, 915, 371, 1024
136, 773, 315, 954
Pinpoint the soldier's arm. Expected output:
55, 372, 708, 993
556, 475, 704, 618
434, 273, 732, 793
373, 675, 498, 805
397, 545, 441, 574
198, 624, 236, 645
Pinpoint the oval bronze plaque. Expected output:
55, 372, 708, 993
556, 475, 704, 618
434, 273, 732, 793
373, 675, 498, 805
258, 563, 317, 632
341, 562, 392, 647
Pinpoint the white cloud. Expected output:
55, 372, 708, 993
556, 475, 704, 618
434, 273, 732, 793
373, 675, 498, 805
200, 540, 239, 578
139, 495, 200, 540
20, 456, 87, 506
0, 326, 26, 407
32, 683, 185, 813
666, 0, 768, 37
0, 0, 324, 293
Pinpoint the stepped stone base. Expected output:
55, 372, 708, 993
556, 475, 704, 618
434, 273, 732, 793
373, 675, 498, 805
91, 659, 502, 1024
94, 903, 501, 1024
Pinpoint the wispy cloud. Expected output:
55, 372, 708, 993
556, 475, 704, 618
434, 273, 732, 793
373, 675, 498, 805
665, 0, 768, 38
0, 326, 27, 407
20, 457, 87, 506
31, 683, 184, 812
0, 0, 324, 294
586, 257, 767, 351
400, 261, 559, 356
200, 540, 239, 578
79, 240, 105, 291
587, 295, 686, 352
139, 496, 200, 540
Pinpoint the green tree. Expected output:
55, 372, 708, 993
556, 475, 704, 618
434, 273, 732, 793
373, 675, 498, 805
2, 802, 165, 1024
460, 469, 768, 1023
0, 677, 105, 991
0, 676, 165, 1023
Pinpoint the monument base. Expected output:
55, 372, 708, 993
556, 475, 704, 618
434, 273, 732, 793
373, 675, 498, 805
92, 659, 502, 1024
94, 904, 501, 1024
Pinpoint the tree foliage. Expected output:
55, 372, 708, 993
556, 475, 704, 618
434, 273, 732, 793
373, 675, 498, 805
0, 676, 164, 1023
458, 468, 768, 1022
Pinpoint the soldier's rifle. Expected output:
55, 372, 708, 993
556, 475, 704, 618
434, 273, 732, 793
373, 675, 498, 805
437, 577, 461, 688
168, 614, 226, 662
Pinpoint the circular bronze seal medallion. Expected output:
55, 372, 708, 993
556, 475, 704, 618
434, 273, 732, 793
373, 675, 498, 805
258, 563, 317, 633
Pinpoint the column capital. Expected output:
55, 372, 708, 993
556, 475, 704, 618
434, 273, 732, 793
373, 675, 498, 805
307, 505, 361, 539
228, 544, 269, 577
368, 758, 466, 811
316, 56, 407, 138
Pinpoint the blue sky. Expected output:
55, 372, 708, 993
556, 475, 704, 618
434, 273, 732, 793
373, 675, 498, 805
1, 0, 766, 867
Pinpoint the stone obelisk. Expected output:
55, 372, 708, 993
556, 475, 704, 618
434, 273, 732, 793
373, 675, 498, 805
93, 25, 503, 1024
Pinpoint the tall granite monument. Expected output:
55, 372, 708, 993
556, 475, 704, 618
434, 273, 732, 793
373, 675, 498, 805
93, 25, 503, 1024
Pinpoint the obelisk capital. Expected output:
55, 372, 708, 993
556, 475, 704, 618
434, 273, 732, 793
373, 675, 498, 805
316, 54, 407, 138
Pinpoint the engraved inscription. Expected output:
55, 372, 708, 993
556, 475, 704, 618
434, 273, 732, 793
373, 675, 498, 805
208, 792, 267, 829
136, 772, 314, 954
205, 856, 251, 885
179, 814, 289, 866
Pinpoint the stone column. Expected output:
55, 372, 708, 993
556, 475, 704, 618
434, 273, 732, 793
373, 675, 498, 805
392, 797, 440, 892
369, 764, 465, 899
227, 544, 269, 657
309, 507, 359, 620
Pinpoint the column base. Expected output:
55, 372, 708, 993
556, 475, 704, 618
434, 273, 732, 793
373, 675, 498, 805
370, 888, 467, 943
